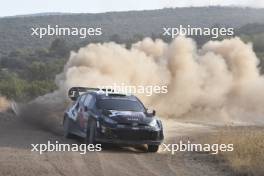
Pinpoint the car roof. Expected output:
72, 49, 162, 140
81, 91, 138, 101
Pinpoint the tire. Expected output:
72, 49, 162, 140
147, 145, 159, 153
86, 119, 96, 144
63, 117, 73, 138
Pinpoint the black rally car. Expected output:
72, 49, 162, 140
63, 87, 164, 152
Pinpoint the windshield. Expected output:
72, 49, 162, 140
97, 99, 145, 112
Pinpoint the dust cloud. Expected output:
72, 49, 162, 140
22, 36, 264, 125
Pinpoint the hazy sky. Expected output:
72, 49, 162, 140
0, 0, 263, 17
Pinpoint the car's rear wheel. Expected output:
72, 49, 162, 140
147, 145, 159, 152
86, 119, 96, 144
63, 117, 73, 138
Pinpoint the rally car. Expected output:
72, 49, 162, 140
63, 87, 164, 152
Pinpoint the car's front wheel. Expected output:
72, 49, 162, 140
147, 145, 159, 152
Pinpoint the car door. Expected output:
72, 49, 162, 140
74, 94, 86, 131
77, 94, 93, 132
82, 94, 96, 133
65, 95, 86, 136
69, 95, 85, 120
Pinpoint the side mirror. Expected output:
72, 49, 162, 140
146, 109, 156, 116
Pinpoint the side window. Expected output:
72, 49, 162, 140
89, 96, 96, 108
84, 94, 95, 109
75, 95, 86, 110
84, 95, 92, 108
80, 95, 86, 103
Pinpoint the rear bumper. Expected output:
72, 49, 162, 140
95, 125, 164, 145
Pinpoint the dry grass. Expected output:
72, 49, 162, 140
208, 127, 264, 176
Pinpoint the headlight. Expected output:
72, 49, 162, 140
103, 116, 117, 124
149, 119, 158, 127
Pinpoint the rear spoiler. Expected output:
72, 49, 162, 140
68, 87, 115, 101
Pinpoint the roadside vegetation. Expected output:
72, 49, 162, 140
0, 39, 67, 101
207, 127, 264, 176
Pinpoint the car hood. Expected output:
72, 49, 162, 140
107, 110, 153, 125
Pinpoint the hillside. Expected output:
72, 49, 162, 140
0, 6, 264, 55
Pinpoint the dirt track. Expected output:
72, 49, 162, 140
0, 114, 233, 176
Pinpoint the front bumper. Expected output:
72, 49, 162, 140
95, 123, 164, 145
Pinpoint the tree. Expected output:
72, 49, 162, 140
49, 38, 69, 57
109, 34, 122, 43
0, 71, 28, 100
